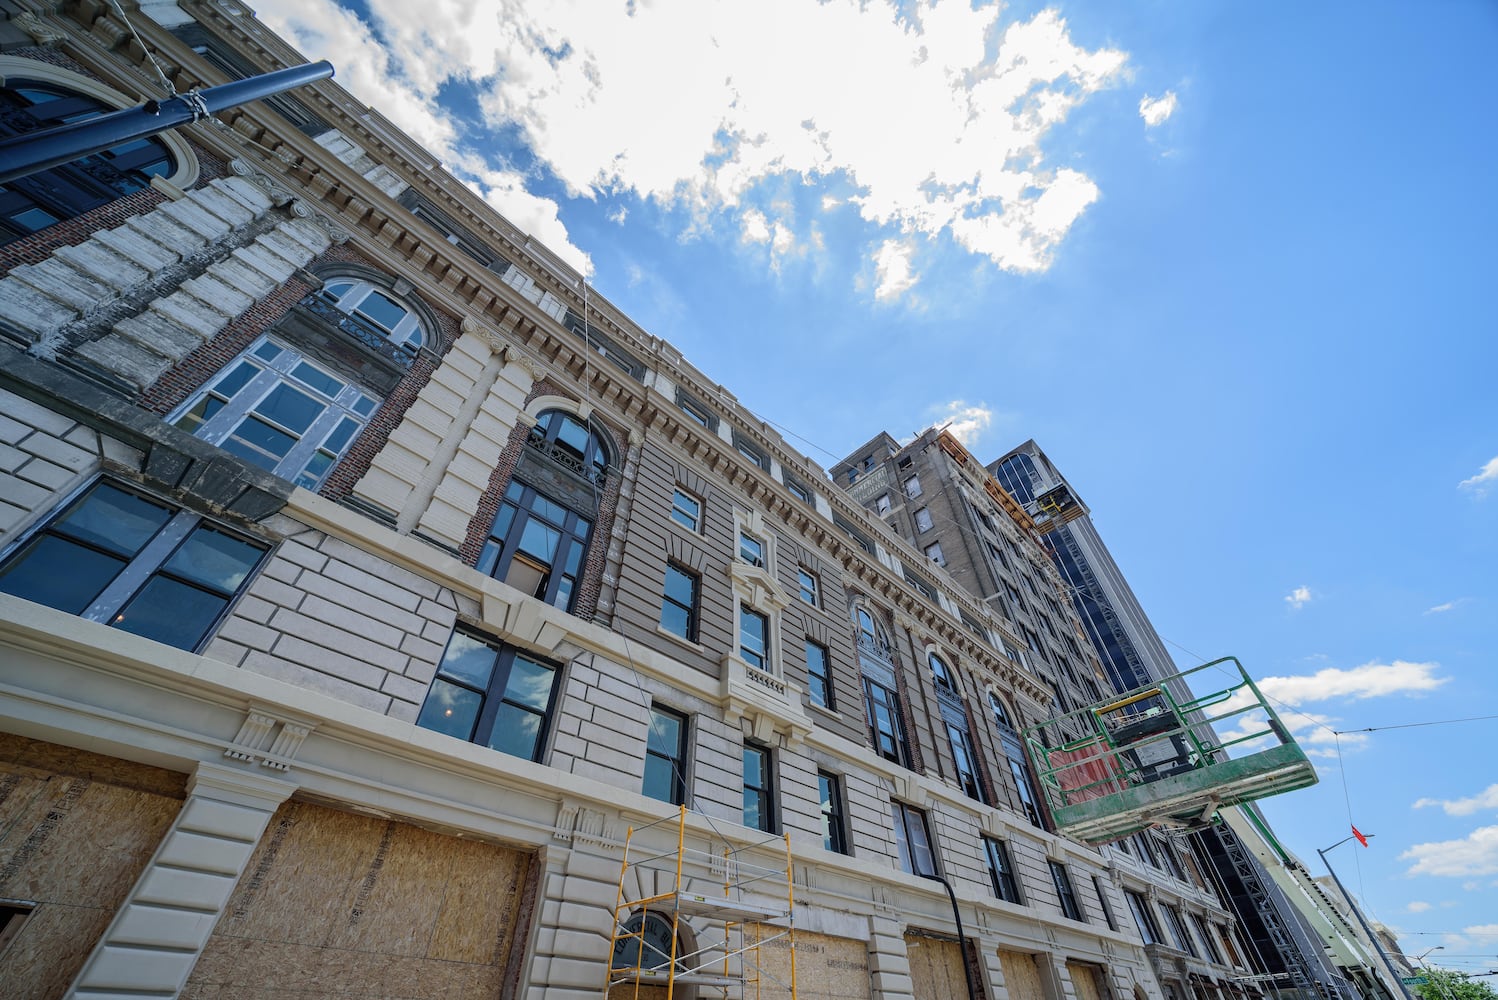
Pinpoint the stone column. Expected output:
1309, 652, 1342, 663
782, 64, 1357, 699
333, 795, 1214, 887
65, 761, 296, 999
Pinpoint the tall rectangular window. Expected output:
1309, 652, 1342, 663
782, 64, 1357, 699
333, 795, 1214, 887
806, 639, 833, 709
819, 771, 848, 854
1126, 891, 1161, 944
660, 563, 699, 641
417, 629, 562, 761
738, 531, 765, 567
0, 480, 266, 651
1192, 913, 1224, 964
863, 677, 909, 766
1050, 861, 1083, 921
925, 542, 944, 565
172, 337, 377, 490
644, 706, 688, 805
947, 723, 985, 803
1162, 904, 1198, 956
985, 838, 1022, 903
476, 479, 592, 613
875, 493, 891, 514
670, 488, 701, 531
739, 605, 770, 671
1093, 877, 1118, 930
742, 742, 774, 832
913, 507, 933, 532
904, 475, 922, 499
892, 802, 937, 876
797, 567, 819, 606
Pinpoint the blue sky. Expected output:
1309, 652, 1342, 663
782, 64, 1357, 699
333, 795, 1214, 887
254, 0, 1498, 966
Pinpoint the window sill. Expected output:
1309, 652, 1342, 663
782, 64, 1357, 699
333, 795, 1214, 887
808, 702, 842, 723
655, 624, 709, 657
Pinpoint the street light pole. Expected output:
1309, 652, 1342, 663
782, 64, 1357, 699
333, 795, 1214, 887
1411, 947, 1456, 1000
1318, 834, 1414, 1000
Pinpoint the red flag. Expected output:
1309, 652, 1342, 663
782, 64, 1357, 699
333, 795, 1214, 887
1352, 825, 1368, 847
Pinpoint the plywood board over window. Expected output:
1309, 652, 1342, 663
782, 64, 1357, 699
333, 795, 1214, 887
907, 932, 970, 1000
0, 734, 187, 1000
184, 800, 536, 999
1068, 960, 1110, 1000
1000, 949, 1049, 1000
743, 925, 871, 1000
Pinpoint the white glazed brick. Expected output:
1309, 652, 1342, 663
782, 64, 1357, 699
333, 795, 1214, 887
109, 312, 206, 361
9, 257, 117, 312
158, 197, 233, 240
93, 225, 180, 274
186, 184, 256, 228
277, 217, 334, 257
180, 272, 255, 317
231, 243, 299, 284
148, 291, 230, 341
210, 254, 280, 299
217, 175, 276, 215
124, 206, 209, 256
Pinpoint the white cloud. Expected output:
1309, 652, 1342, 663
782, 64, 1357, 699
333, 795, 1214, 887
268, 0, 1128, 285
931, 401, 994, 447
1458, 455, 1498, 497
1257, 660, 1447, 706
1415, 784, 1498, 817
872, 239, 919, 301
1138, 90, 1178, 127
1284, 585, 1312, 609
1401, 826, 1498, 878
606, 205, 628, 225
1425, 601, 1457, 614
1407, 901, 1432, 913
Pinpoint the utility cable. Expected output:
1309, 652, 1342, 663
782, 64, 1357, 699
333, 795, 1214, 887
1333, 714, 1498, 734
107, 0, 179, 99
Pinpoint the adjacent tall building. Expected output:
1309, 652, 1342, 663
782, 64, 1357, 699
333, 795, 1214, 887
0, 3, 1378, 1000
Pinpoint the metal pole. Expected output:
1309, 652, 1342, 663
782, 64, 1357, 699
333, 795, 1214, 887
0, 61, 334, 185
1316, 844, 1414, 1000
922, 873, 981, 1000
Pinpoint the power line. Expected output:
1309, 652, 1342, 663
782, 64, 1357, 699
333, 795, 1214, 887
1333, 714, 1498, 735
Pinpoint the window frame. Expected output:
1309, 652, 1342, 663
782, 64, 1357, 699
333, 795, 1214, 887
739, 604, 771, 671
1049, 861, 1084, 921
984, 837, 1022, 903
913, 506, 934, 532
316, 277, 425, 351
805, 638, 834, 709
946, 721, 986, 803
892, 801, 938, 877
929, 650, 954, 690
818, 771, 849, 855
644, 705, 689, 806
1126, 891, 1162, 945
476, 479, 594, 614
738, 530, 766, 568
414, 628, 563, 762
1161, 903, 1198, 956
0, 479, 266, 652
1092, 876, 1118, 931
670, 487, 702, 532
168, 336, 379, 491
924, 541, 944, 565
742, 740, 775, 833
660, 562, 700, 642
903, 475, 922, 499
797, 567, 819, 607
863, 676, 910, 767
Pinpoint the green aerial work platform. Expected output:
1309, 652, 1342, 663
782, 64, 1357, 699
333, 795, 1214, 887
1023, 657, 1318, 845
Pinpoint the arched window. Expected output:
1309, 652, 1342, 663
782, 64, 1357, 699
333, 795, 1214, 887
316, 278, 425, 354
929, 650, 953, 690
990, 691, 1044, 828
527, 409, 610, 485
855, 606, 890, 657
1, 80, 176, 245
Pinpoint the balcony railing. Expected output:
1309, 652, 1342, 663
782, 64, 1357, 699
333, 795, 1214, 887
525, 426, 609, 488
298, 294, 416, 369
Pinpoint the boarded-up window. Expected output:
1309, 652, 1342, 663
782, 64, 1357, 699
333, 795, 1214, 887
739, 925, 869, 1000
0, 735, 186, 1000
185, 800, 535, 1000
907, 932, 967, 1000
1000, 949, 1048, 1000
1068, 961, 1109, 1000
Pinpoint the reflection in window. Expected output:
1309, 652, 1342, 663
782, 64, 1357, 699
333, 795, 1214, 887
660, 563, 698, 641
317, 279, 425, 351
806, 639, 833, 709
172, 337, 378, 490
742, 742, 774, 832
644, 706, 688, 805
739, 605, 770, 671
0, 480, 264, 650
478, 480, 592, 612
864, 677, 909, 767
528, 409, 610, 485
819, 771, 848, 854
892, 801, 937, 876
416, 629, 560, 761
1, 81, 175, 245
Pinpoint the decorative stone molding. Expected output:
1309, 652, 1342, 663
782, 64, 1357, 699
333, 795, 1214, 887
553, 800, 620, 847
719, 654, 812, 747
230, 158, 296, 206
292, 201, 351, 243
13, 12, 67, 47
224, 704, 319, 771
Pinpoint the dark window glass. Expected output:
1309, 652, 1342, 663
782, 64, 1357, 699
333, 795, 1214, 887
1093, 877, 1118, 930
947, 723, 985, 803
644, 706, 687, 805
819, 771, 848, 854
739, 605, 769, 671
476, 479, 592, 613
529, 409, 610, 483
0, 481, 264, 651
797, 568, 818, 606
1192, 913, 1224, 964
1162, 904, 1197, 956
1127, 891, 1161, 944
738, 532, 765, 567
985, 838, 1022, 903
929, 651, 952, 689
892, 802, 937, 876
863, 677, 909, 766
0, 82, 175, 246
1050, 861, 1083, 921
660, 564, 698, 641
806, 639, 833, 709
742, 742, 774, 832
416, 630, 561, 762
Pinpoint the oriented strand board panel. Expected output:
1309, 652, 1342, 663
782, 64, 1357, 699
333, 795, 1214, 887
183, 800, 535, 1000
1000, 949, 1048, 1000
742, 924, 869, 1000
0, 735, 186, 1000
907, 933, 966, 1000
1068, 961, 1107, 1000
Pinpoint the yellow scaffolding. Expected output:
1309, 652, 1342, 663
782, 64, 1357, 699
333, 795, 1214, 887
606, 805, 798, 1000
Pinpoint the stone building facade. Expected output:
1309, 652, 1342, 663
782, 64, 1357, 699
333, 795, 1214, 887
0, 3, 1277, 1000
